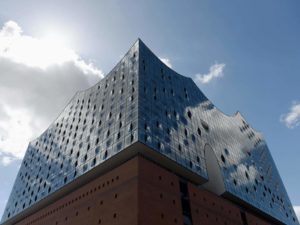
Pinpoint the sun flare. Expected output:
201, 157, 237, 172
0, 21, 78, 69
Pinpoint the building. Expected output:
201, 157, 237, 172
1, 39, 298, 225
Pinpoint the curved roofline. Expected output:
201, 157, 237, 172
30, 92, 80, 145
29, 38, 142, 145
30, 38, 264, 150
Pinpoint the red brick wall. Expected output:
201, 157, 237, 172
246, 212, 272, 225
14, 156, 275, 225
138, 157, 183, 225
188, 184, 243, 225
16, 157, 139, 225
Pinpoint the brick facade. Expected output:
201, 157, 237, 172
15, 156, 274, 225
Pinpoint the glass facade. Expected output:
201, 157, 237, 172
1, 39, 298, 225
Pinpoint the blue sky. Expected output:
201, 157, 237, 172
0, 0, 299, 219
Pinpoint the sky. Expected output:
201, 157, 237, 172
0, 0, 299, 220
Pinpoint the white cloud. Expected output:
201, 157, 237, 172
0, 20, 104, 166
280, 102, 300, 128
229, 163, 258, 186
195, 63, 225, 84
1, 156, 13, 167
294, 206, 300, 221
0, 21, 102, 74
159, 57, 172, 68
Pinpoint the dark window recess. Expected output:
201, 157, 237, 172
92, 158, 96, 166
187, 111, 192, 119
201, 120, 209, 132
197, 128, 201, 136
240, 211, 248, 225
179, 181, 193, 225
233, 179, 237, 186
104, 150, 108, 159
224, 148, 229, 155
245, 171, 249, 180
221, 154, 226, 163
178, 144, 182, 152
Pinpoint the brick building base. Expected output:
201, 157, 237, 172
15, 156, 272, 225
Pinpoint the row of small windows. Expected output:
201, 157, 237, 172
17, 102, 211, 214
217, 145, 291, 219
144, 86, 193, 103
192, 192, 291, 224
13, 115, 138, 209
33, 116, 135, 151
9, 175, 120, 221
21, 132, 287, 220
15, 130, 135, 204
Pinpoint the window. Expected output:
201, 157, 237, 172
187, 110, 192, 119
201, 120, 209, 132
178, 144, 182, 152
104, 151, 108, 159
224, 148, 229, 156
197, 128, 201, 136
221, 154, 226, 163
129, 123, 133, 131
245, 171, 249, 180
92, 158, 97, 166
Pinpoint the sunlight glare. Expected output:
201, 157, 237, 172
0, 21, 79, 70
